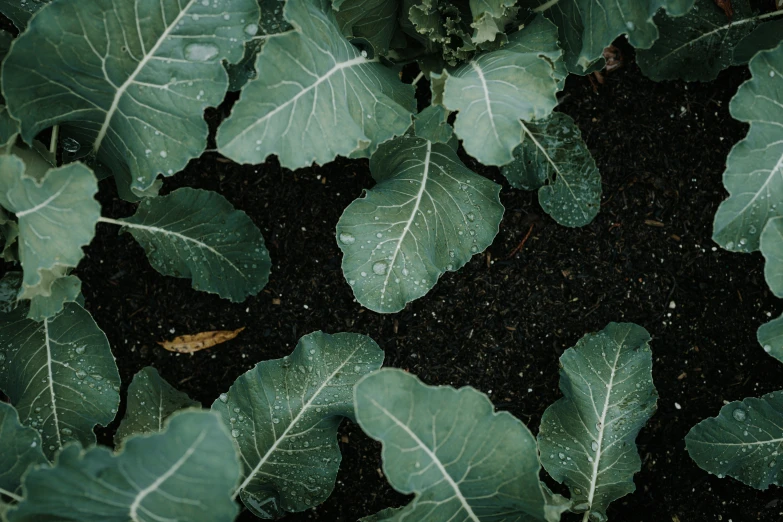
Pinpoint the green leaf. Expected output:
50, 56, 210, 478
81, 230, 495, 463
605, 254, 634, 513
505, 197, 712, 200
470, 0, 520, 45
713, 42, 783, 253
337, 135, 504, 313
413, 105, 455, 146
537, 322, 657, 520
7, 410, 240, 522
432, 15, 561, 166
534, 0, 694, 73
762, 217, 783, 298
686, 391, 783, 489
0, 1, 48, 31
637, 0, 783, 82
114, 367, 200, 450
0, 303, 120, 460
502, 112, 601, 227
758, 314, 783, 364
0, 107, 18, 154
0, 156, 99, 312
211, 331, 383, 516
733, 18, 783, 65
27, 275, 81, 322
0, 403, 47, 499
333, 0, 400, 55
360, 507, 406, 522
0, 210, 18, 262
104, 187, 270, 302
216, 0, 414, 169
2, 0, 259, 198
355, 368, 568, 522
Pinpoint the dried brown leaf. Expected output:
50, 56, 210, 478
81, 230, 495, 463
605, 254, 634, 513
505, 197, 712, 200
158, 327, 246, 354
713, 0, 733, 19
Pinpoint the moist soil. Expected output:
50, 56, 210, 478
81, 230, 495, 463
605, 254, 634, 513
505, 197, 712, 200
13, 46, 783, 521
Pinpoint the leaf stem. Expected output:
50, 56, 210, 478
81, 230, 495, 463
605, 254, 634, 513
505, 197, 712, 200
411, 71, 425, 86
97, 216, 126, 226
0, 486, 22, 502
49, 125, 59, 154
582, 511, 590, 522
534, 0, 560, 12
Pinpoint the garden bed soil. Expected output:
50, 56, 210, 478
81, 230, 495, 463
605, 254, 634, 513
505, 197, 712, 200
33, 48, 783, 521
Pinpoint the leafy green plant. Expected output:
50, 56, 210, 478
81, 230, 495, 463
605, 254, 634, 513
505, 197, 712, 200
355, 322, 658, 521
0, 329, 383, 520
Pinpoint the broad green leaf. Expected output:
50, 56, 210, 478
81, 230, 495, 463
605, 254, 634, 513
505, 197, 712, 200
637, 0, 783, 82
114, 367, 200, 450
337, 135, 504, 313
333, 0, 400, 55
470, 0, 519, 44
225, 0, 293, 92
758, 314, 783, 364
533, 0, 694, 73
406, 0, 476, 66
432, 15, 561, 166
211, 331, 383, 516
7, 410, 240, 522
0, 302, 120, 460
27, 275, 81, 322
762, 217, 783, 297
713, 42, 783, 253
686, 391, 783, 489
355, 368, 568, 522
502, 112, 601, 227
0, 1, 48, 31
0, 403, 47, 499
538, 322, 657, 520
0, 156, 99, 309
2, 0, 259, 197
733, 18, 783, 65
217, 0, 414, 168
103, 187, 270, 302
413, 105, 455, 146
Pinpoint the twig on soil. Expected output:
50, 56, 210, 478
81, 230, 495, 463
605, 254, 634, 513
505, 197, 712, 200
506, 224, 534, 259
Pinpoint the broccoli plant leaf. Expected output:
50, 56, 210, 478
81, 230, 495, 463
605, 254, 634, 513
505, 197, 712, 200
0, 273, 21, 313
758, 314, 783, 364
217, 0, 414, 169
0, 0, 48, 31
355, 368, 569, 522
686, 391, 783, 489
501, 112, 601, 227
2, 0, 259, 198
7, 410, 240, 522
102, 187, 270, 302
637, 0, 783, 82
762, 217, 783, 298
413, 105, 455, 146
470, 0, 519, 45
0, 403, 47, 499
114, 367, 200, 450
333, 0, 400, 55
27, 275, 82, 323
337, 135, 503, 313
713, 42, 783, 253
0, 303, 120, 460
533, 0, 694, 73
733, 18, 783, 65
432, 15, 561, 166
0, 155, 98, 316
537, 322, 657, 520
211, 331, 383, 516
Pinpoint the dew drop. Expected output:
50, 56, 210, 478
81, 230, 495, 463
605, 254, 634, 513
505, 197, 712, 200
339, 232, 356, 245
244, 23, 259, 36
732, 408, 747, 422
62, 137, 80, 154
184, 42, 220, 62
372, 261, 388, 275
231, 429, 240, 437
219, 393, 228, 403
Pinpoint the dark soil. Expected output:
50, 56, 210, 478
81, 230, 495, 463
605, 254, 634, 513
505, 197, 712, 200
22, 48, 783, 521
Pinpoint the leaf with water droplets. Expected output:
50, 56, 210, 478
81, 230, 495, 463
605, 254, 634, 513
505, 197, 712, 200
355, 368, 569, 522
211, 331, 383, 516
502, 112, 601, 227
713, 42, 783, 253
431, 15, 561, 166
2, 0, 259, 199
7, 410, 240, 522
686, 391, 783, 489
534, 0, 694, 73
0, 402, 47, 498
0, 154, 98, 319
537, 323, 658, 520
114, 367, 200, 450
217, 0, 414, 169
758, 313, 783, 364
0, 302, 120, 460
110, 188, 270, 302
337, 135, 503, 313
157, 327, 245, 354
636, 0, 783, 82
761, 217, 783, 299
0, 0, 48, 31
